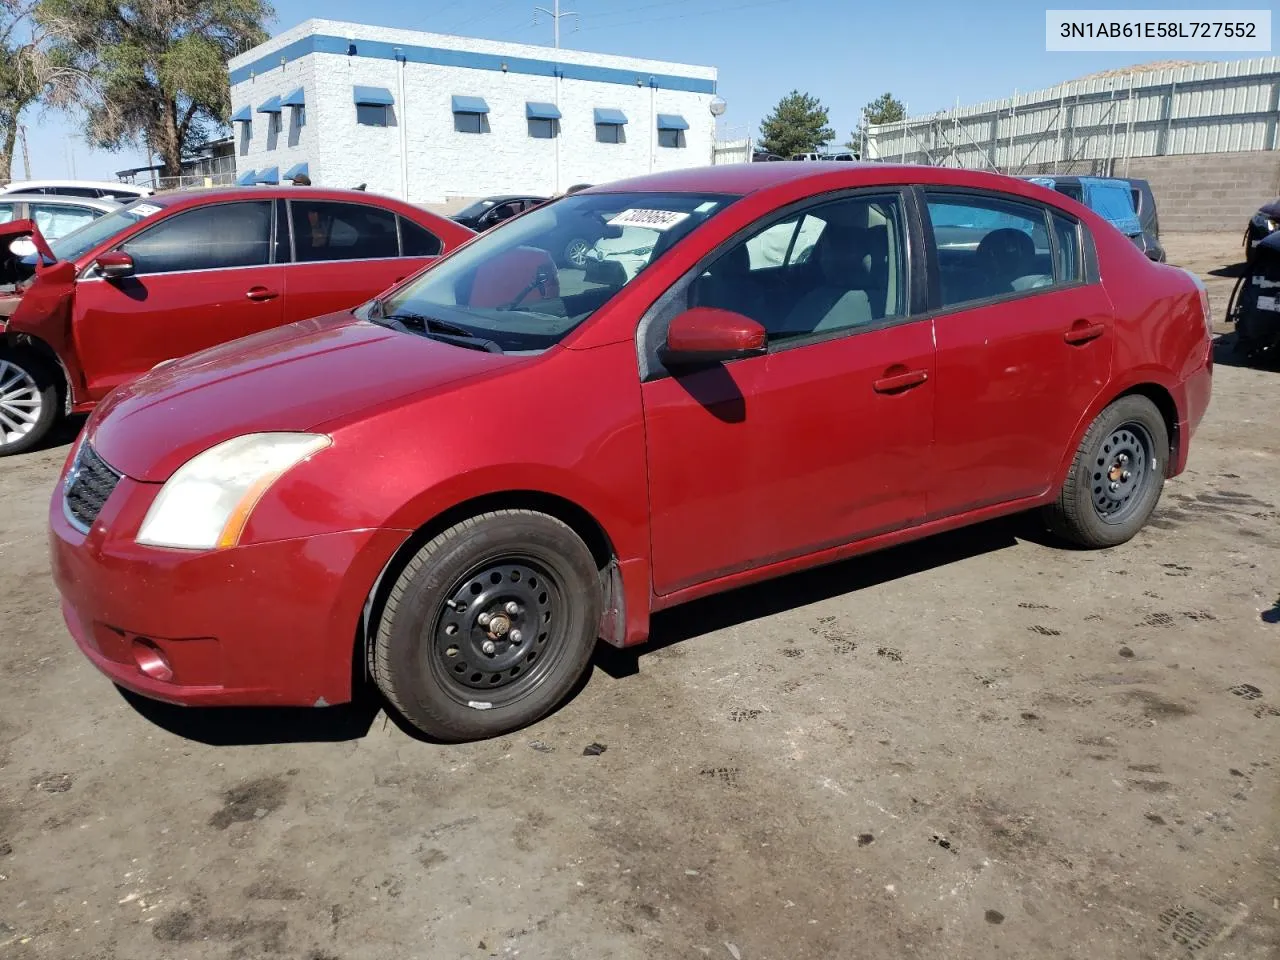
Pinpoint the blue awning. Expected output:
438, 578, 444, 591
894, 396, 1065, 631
282, 87, 305, 107
255, 166, 279, 185
284, 162, 309, 181
525, 101, 561, 120
656, 113, 688, 131
452, 95, 490, 115
235, 169, 257, 185
352, 85, 395, 106
256, 96, 282, 114
593, 108, 628, 125
230, 106, 252, 123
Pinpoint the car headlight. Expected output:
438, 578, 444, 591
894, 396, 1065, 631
136, 432, 331, 550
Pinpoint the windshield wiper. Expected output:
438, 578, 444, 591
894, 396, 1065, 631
369, 304, 504, 353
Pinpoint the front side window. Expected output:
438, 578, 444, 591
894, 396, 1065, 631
925, 193, 1055, 308
121, 201, 273, 275
357, 104, 388, 127
690, 193, 908, 343
370, 191, 736, 353
290, 201, 399, 262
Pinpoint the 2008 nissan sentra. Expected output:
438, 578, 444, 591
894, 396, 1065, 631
49, 163, 1213, 743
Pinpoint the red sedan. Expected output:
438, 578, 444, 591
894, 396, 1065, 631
49, 163, 1213, 742
0, 187, 471, 454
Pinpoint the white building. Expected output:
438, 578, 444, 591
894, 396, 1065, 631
227, 19, 720, 207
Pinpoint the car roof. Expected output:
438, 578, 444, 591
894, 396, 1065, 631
1, 193, 121, 210
136, 186, 451, 218
0, 179, 149, 192
588, 162, 1085, 201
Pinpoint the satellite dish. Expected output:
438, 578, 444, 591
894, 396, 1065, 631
709, 97, 727, 117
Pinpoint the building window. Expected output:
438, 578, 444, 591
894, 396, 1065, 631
269, 113, 282, 137
454, 112, 487, 134
357, 104, 388, 127
528, 117, 558, 139
295, 106, 306, 128
658, 128, 684, 149
596, 123, 624, 144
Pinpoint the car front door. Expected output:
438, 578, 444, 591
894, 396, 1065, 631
923, 189, 1115, 518
70, 199, 283, 399
641, 190, 936, 596
280, 199, 443, 324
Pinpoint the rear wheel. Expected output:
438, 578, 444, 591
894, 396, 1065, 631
0, 350, 59, 457
371, 510, 602, 742
1045, 395, 1168, 548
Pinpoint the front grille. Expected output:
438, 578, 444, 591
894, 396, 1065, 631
64, 442, 122, 532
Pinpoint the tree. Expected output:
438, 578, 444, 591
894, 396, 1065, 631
37, 0, 273, 177
759, 90, 834, 160
848, 92, 906, 154
0, 1, 81, 180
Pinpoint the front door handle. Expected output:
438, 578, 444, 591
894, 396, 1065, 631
873, 367, 929, 394
246, 286, 279, 302
1064, 320, 1106, 345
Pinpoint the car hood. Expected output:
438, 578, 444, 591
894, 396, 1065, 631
90, 312, 522, 482
1258, 200, 1280, 219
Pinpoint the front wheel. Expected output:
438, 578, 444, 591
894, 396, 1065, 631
1045, 395, 1169, 548
371, 510, 602, 742
0, 350, 60, 457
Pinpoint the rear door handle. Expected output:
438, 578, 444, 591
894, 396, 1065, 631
246, 286, 279, 302
1064, 320, 1106, 345
873, 367, 929, 394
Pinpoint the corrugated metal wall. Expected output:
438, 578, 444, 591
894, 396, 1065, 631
866, 56, 1280, 173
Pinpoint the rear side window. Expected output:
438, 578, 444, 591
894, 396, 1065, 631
290, 201, 400, 262
121, 201, 273, 274
0, 202, 14, 223
1051, 213, 1083, 284
399, 217, 442, 256
924, 192, 1055, 308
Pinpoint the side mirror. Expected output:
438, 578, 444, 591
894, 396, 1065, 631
660, 307, 767, 366
8, 237, 35, 258
95, 250, 135, 279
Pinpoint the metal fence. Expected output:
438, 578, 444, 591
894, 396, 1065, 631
866, 56, 1280, 176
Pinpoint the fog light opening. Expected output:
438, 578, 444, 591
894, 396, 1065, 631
131, 639, 174, 682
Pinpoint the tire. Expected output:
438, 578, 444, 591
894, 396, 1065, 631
371, 509, 602, 742
1045, 395, 1169, 549
0, 349, 60, 457
562, 237, 590, 268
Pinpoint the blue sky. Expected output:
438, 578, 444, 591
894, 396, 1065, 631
23, 0, 1265, 180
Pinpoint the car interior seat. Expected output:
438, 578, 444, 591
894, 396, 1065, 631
776, 224, 875, 335
974, 228, 1051, 297
691, 241, 767, 320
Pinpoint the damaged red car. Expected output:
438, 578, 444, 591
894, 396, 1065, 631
50, 163, 1213, 742
0, 187, 471, 454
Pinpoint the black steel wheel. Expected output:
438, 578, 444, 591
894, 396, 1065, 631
1046, 395, 1169, 549
372, 510, 602, 742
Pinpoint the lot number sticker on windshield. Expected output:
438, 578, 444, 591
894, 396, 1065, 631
131, 203, 162, 217
608, 209, 690, 231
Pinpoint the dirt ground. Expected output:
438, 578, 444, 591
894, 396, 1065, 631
1, 232, 1277, 960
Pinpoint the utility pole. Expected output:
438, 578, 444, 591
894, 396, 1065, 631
533, 0, 579, 48
18, 125, 30, 180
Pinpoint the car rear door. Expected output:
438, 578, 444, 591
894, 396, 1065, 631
70, 199, 284, 399
922, 189, 1115, 519
280, 199, 443, 323
641, 190, 935, 595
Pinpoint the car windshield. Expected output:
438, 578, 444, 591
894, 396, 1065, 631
454, 199, 500, 219
47, 199, 163, 263
371, 191, 737, 353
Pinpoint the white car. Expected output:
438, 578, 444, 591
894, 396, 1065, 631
0, 179, 152, 202
0, 193, 122, 262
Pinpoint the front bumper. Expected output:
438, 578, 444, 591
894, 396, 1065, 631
50, 469, 407, 708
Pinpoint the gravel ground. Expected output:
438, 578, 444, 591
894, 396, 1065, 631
0, 232, 1277, 960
